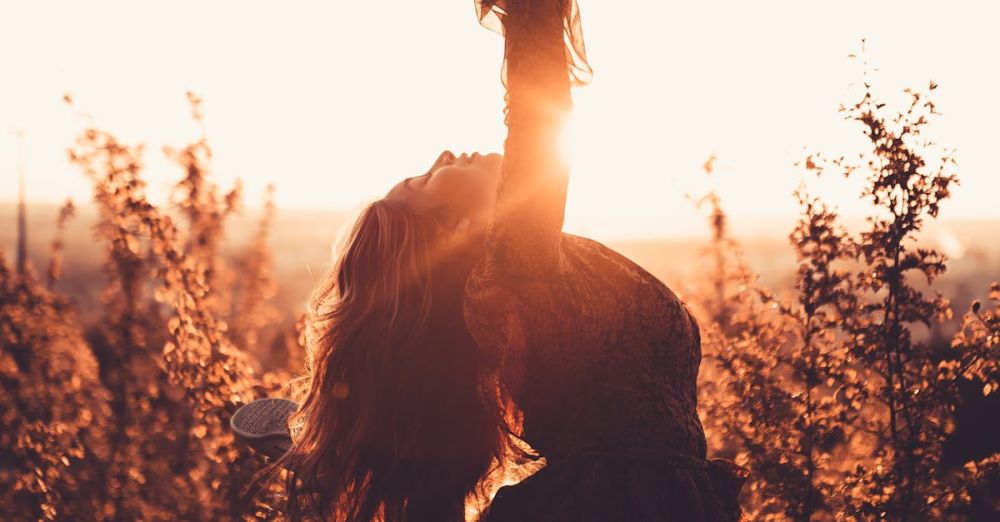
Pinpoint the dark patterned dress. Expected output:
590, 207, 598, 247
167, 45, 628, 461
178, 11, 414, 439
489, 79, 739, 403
464, 1, 746, 520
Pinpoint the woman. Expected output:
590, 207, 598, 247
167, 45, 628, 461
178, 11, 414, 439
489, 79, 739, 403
277, 0, 745, 520
276, 149, 509, 522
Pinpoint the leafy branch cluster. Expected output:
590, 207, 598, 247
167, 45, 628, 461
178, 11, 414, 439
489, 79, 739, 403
1, 94, 300, 520
694, 77, 999, 520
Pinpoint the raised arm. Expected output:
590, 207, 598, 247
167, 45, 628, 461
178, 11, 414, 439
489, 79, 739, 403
481, 0, 580, 280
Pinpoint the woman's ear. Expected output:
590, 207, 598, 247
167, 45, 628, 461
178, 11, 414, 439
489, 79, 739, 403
454, 217, 471, 236
441, 218, 472, 253
443, 217, 471, 250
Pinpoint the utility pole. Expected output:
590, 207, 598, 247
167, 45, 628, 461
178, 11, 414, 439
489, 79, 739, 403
15, 129, 27, 276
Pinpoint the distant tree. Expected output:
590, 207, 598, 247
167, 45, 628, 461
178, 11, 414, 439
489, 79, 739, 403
15, 130, 28, 276
46, 200, 75, 290
229, 184, 282, 360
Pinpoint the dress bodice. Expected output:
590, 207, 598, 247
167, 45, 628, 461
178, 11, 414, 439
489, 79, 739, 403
464, 233, 707, 461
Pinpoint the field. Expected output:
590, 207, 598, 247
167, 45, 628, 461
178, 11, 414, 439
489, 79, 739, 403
3, 205, 999, 334
2, 81, 999, 521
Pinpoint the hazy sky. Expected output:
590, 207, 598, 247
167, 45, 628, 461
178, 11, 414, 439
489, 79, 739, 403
2, 1, 998, 238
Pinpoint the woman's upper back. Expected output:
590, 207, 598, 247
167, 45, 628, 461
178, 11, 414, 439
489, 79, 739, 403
464, 233, 708, 461
468, 0, 706, 463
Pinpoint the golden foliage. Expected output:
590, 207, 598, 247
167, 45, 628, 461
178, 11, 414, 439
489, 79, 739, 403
2, 73, 997, 520
693, 73, 999, 520
0, 94, 298, 520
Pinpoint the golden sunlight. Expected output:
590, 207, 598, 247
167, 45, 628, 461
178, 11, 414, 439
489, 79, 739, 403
2, 1, 999, 242
3, 2, 999, 521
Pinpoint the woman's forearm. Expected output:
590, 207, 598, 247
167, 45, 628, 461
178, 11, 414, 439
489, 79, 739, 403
487, 0, 573, 279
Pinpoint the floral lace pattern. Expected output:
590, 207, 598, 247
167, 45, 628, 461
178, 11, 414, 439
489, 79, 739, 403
466, 235, 709, 461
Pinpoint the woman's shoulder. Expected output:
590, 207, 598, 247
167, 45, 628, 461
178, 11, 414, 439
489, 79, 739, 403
559, 233, 636, 266
465, 232, 687, 313
559, 233, 663, 284
559, 232, 689, 307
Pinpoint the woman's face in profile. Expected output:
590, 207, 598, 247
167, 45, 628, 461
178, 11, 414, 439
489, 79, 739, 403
386, 150, 502, 224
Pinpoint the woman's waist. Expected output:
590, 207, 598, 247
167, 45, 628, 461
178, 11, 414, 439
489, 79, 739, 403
532, 435, 708, 469
546, 447, 709, 470
520, 408, 708, 463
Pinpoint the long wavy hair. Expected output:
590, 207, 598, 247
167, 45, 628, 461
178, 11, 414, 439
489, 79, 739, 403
277, 198, 506, 521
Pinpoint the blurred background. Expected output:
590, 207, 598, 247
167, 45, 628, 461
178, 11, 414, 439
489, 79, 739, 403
2, 0, 998, 318
3, 1, 999, 520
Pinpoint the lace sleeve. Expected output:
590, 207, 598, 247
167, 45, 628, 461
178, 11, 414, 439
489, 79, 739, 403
463, 0, 592, 398
474, 0, 591, 280
475, 0, 592, 87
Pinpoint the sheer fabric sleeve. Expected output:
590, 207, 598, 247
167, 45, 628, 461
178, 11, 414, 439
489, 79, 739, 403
464, 0, 590, 395
476, 0, 592, 88
475, 0, 590, 280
